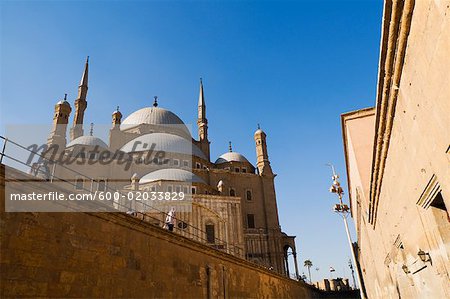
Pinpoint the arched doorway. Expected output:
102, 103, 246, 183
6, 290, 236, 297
283, 244, 299, 280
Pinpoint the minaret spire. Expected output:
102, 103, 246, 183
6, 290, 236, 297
196, 77, 210, 160
80, 56, 89, 87
197, 78, 208, 137
198, 78, 205, 119
70, 56, 89, 141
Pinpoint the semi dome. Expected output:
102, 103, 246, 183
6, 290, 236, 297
66, 135, 108, 149
120, 133, 207, 160
140, 168, 206, 184
215, 152, 250, 164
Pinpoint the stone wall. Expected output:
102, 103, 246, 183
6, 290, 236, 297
342, 0, 450, 298
0, 164, 317, 298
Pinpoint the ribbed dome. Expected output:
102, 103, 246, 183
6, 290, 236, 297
120, 133, 207, 160
67, 136, 108, 149
140, 168, 206, 184
215, 152, 250, 164
121, 106, 186, 127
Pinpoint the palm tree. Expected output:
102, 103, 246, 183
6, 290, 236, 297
304, 259, 313, 283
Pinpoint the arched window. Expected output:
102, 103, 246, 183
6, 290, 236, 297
205, 224, 215, 243
98, 179, 106, 191
75, 178, 84, 190
229, 188, 236, 197
246, 190, 252, 201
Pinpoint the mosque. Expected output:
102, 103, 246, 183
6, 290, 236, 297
41, 57, 299, 278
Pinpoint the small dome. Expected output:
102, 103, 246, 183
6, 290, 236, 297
215, 152, 250, 164
56, 99, 70, 107
140, 168, 206, 184
67, 136, 108, 149
120, 133, 207, 160
255, 129, 264, 135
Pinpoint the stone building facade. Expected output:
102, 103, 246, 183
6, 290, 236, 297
342, 0, 450, 298
36, 58, 299, 277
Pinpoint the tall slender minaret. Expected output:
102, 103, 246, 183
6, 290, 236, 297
47, 94, 72, 149
70, 56, 89, 141
254, 125, 273, 175
197, 78, 210, 159
197, 78, 208, 140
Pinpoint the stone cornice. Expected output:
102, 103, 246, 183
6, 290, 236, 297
369, 0, 415, 226
341, 107, 375, 217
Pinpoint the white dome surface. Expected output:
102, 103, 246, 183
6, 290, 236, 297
120, 133, 207, 160
56, 100, 70, 106
67, 136, 108, 149
215, 152, 250, 164
121, 106, 187, 128
140, 168, 206, 184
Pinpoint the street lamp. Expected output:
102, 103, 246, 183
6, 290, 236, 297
417, 249, 432, 263
348, 258, 356, 290
327, 163, 366, 299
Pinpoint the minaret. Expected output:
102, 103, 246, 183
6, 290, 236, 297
112, 106, 122, 128
197, 78, 208, 140
109, 106, 123, 150
47, 94, 72, 149
70, 56, 89, 141
254, 125, 273, 175
197, 78, 210, 160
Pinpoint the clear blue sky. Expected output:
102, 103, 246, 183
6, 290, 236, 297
1, 0, 382, 283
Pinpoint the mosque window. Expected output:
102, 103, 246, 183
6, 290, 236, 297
247, 214, 255, 229
229, 188, 236, 197
77, 151, 86, 159
206, 224, 215, 243
151, 186, 156, 192
89, 152, 96, 160
75, 178, 84, 190
175, 186, 181, 193
173, 159, 179, 166
235, 167, 240, 172
183, 186, 188, 194
167, 185, 173, 192
246, 190, 252, 201
183, 160, 189, 167
242, 168, 247, 173
196, 162, 201, 169
191, 187, 196, 194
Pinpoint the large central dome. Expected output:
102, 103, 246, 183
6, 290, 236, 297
120, 106, 191, 138
122, 106, 185, 127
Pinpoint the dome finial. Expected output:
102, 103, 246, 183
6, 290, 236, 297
229, 141, 232, 152
153, 96, 158, 107
64, 93, 67, 101
90, 123, 94, 136
116, 106, 120, 112
257, 123, 260, 129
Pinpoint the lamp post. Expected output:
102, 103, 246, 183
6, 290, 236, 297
348, 258, 356, 290
327, 164, 366, 299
